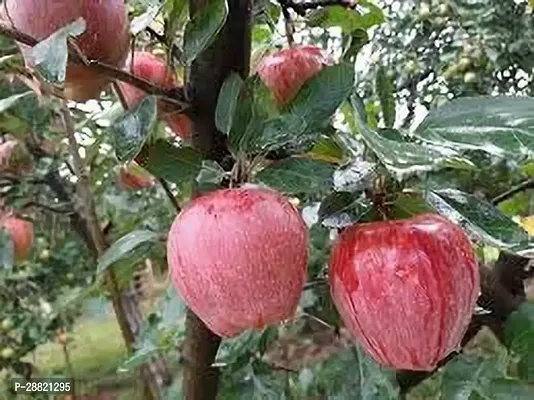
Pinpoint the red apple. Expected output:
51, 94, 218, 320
257, 45, 331, 106
167, 186, 309, 337
0, 214, 34, 261
3, 0, 130, 101
329, 213, 479, 371
117, 161, 155, 190
0, 139, 32, 175
118, 51, 192, 139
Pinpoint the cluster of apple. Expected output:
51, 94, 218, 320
166, 48, 480, 371
2, 0, 481, 371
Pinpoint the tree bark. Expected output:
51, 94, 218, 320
181, 0, 252, 398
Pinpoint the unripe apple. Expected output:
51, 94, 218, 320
39, 249, 51, 263
0, 139, 32, 175
457, 57, 471, 72
403, 60, 419, 75
117, 161, 155, 190
3, 0, 130, 101
167, 186, 309, 338
1, 318, 14, 331
0, 347, 14, 359
118, 51, 192, 139
329, 213, 479, 371
418, 3, 431, 20
464, 71, 478, 84
0, 215, 34, 261
257, 45, 331, 106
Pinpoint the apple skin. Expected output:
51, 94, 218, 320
3, 0, 130, 101
167, 186, 309, 338
329, 213, 479, 371
118, 51, 192, 139
0, 214, 34, 261
257, 45, 330, 106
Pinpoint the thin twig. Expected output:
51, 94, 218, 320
0, 22, 188, 109
283, 0, 357, 17
158, 178, 181, 213
492, 178, 534, 204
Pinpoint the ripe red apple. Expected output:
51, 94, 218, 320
257, 45, 331, 106
0, 214, 34, 261
117, 162, 155, 190
0, 139, 32, 175
167, 186, 309, 337
329, 213, 479, 371
118, 51, 192, 139
3, 0, 130, 101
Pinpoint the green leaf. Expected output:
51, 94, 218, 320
97, 230, 161, 275
0, 92, 33, 113
216, 328, 278, 367
215, 73, 245, 135
255, 158, 334, 195
302, 346, 398, 399
414, 96, 534, 162
30, 18, 86, 84
375, 67, 396, 128
0, 228, 14, 269
346, 94, 474, 175
182, 0, 228, 65
144, 140, 203, 185
119, 343, 160, 372
441, 354, 509, 400
426, 188, 530, 250
504, 303, 534, 381
253, 63, 355, 153
343, 29, 369, 60
487, 378, 534, 399
307, 2, 385, 33
112, 96, 158, 162
229, 76, 278, 153
319, 191, 372, 228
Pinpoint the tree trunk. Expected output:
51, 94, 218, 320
180, 0, 252, 398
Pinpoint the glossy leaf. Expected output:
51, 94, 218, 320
414, 96, 534, 161
252, 63, 355, 153
347, 94, 473, 176
112, 96, 158, 162
333, 160, 377, 192
426, 188, 530, 250
319, 191, 372, 228
182, 0, 228, 65
29, 18, 86, 84
504, 302, 534, 381
97, 230, 161, 275
215, 73, 245, 135
255, 158, 334, 195
144, 139, 203, 185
